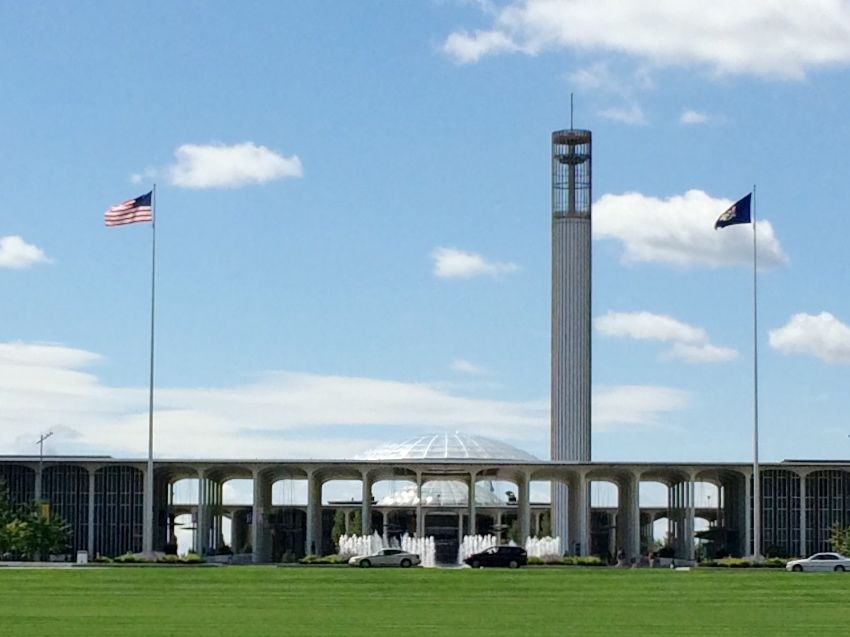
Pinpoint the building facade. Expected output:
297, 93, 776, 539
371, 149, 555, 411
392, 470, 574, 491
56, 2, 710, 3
3, 454, 848, 563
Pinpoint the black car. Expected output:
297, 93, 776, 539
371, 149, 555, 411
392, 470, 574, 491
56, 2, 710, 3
464, 545, 528, 568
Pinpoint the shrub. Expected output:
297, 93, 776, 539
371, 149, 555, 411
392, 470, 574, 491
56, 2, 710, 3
527, 556, 544, 565
657, 546, 675, 558
562, 556, 605, 567
299, 554, 345, 565
699, 557, 787, 568
113, 552, 149, 564
280, 551, 298, 564
762, 557, 788, 568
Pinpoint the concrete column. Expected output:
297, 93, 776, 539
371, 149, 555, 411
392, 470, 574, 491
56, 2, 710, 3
361, 471, 373, 536
151, 473, 169, 552
168, 482, 176, 544
640, 513, 653, 553
616, 471, 641, 560
744, 471, 752, 557
468, 471, 477, 537
231, 509, 247, 554
415, 474, 424, 537
382, 510, 389, 537
552, 481, 569, 545
676, 482, 685, 558
568, 473, 589, 556
457, 512, 463, 545
517, 473, 530, 543
306, 471, 322, 555
251, 468, 272, 563
210, 481, 223, 552
344, 509, 351, 535
34, 464, 43, 503
685, 477, 696, 561
799, 472, 807, 558
666, 484, 673, 555
87, 467, 96, 558
196, 470, 207, 556
669, 482, 681, 558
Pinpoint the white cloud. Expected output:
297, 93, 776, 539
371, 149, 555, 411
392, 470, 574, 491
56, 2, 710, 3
0, 340, 690, 458
596, 311, 705, 344
596, 311, 736, 364
594, 189, 786, 268
451, 358, 487, 374
443, 29, 520, 63
664, 343, 738, 363
593, 385, 689, 429
600, 104, 647, 125
167, 142, 303, 189
568, 62, 652, 96
769, 312, 850, 364
679, 109, 710, 125
431, 247, 519, 279
441, 0, 850, 79
0, 236, 51, 269
567, 62, 651, 126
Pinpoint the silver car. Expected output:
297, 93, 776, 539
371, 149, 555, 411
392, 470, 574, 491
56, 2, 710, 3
786, 553, 850, 572
347, 548, 421, 568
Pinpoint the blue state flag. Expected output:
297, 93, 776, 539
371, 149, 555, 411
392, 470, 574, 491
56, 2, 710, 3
714, 193, 752, 229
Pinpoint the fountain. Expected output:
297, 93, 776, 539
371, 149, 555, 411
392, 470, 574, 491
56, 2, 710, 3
337, 532, 436, 567
524, 536, 561, 561
457, 534, 499, 563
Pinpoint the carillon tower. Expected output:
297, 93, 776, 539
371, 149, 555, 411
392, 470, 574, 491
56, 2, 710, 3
550, 127, 592, 543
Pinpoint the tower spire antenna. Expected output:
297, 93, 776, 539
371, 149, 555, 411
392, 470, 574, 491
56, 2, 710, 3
570, 92, 574, 129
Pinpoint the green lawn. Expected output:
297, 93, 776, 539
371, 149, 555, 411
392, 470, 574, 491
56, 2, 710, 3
1, 566, 849, 636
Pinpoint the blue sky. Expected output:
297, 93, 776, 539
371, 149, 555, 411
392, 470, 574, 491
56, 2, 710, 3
3, 0, 850, 466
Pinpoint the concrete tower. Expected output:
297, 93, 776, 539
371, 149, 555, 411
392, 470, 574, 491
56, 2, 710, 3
550, 128, 592, 546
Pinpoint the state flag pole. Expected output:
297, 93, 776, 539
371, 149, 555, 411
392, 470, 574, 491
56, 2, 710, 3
752, 183, 761, 560
713, 189, 759, 559
143, 184, 157, 556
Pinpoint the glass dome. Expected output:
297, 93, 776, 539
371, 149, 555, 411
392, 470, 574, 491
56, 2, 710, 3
354, 432, 538, 462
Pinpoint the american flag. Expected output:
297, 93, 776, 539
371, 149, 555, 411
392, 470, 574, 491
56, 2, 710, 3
104, 191, 153, 226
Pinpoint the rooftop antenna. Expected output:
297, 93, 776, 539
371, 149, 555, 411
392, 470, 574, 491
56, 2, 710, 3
570, 92, 574, 129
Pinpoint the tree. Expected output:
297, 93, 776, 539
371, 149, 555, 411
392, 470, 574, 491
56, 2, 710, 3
0, 480, 69, 560
506, 519, 520, 544
538, 512, 551, 538
330, 510, 347, 549
0, 480, 19, 555
350, 510, 362, 536
829, 523, 850, 556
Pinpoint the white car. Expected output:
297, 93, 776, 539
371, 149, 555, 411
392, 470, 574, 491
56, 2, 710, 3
347, 548, 421, 568
786, 553, 850, 572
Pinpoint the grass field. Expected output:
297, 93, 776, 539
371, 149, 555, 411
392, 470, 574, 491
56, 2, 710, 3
1, 566, 849, 636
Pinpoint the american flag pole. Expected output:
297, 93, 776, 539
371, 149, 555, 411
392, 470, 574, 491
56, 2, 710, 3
752, 183, 761, 560
142, 184, 157, 557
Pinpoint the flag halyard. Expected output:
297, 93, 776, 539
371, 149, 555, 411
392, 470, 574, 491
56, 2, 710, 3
104, 191, 153, 226
714, 193, 752, 229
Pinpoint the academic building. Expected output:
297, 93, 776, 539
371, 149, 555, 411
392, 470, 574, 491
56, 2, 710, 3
3, 127, 847, 563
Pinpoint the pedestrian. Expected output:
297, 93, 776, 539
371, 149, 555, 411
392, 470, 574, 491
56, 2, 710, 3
616, 546, 626, 567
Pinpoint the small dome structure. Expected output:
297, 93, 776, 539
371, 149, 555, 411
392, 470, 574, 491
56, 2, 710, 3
354, 431, 538, 462
377, 480, 506, 507
355, 432, 537, 507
